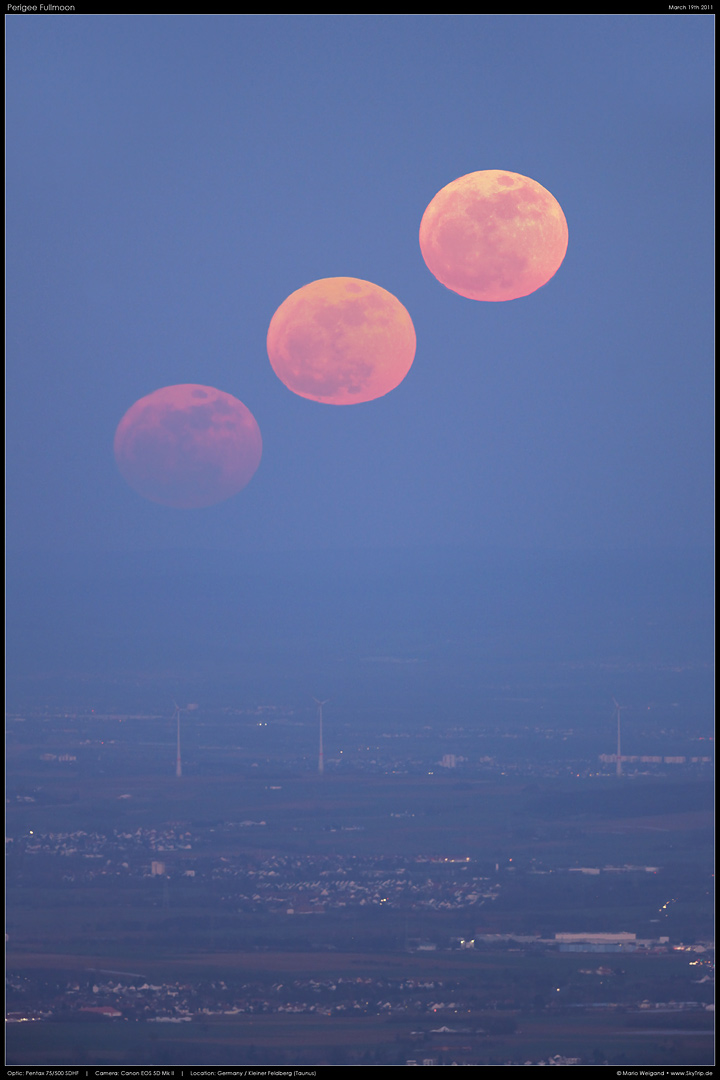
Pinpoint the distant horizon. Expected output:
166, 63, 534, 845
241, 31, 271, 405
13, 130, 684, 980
7, 541, 715, 558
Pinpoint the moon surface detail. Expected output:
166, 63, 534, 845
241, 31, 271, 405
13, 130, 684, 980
114, 384, 262, 508
419, 170, 568, 302
267, 277, 416, 405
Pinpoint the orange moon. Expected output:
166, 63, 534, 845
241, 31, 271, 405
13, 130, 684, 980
266, 277, 416, 405
419, 170, 568, 302
114, 384, 262, 508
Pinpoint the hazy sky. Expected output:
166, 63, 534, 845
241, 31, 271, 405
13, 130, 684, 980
6, 14, 714, 556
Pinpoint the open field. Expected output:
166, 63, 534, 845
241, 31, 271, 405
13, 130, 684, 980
7, 769, 714, 858
7, 945, 713, 988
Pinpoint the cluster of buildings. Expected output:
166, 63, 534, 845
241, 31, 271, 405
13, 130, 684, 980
598, 754, 712, 766
4, 972, 486, 1024
8, 828, 503, 913
7, 964, 712, 1028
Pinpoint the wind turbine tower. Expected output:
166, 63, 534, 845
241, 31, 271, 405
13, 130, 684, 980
173, 702, 198, 777
314, 699, 328, 774
612, 698, 628, 777
173, 703, 182, 778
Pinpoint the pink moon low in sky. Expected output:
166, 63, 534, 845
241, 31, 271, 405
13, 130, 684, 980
419, 170, 568, 302
267, 277, 416, 405
114, 384, 262, 508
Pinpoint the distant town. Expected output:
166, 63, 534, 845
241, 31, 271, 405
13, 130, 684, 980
6, 697, 714, 1066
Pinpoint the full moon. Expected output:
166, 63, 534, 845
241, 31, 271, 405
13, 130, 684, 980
266, 277, 416, 405
114, 384, 262, 508
419, 170, 568, 302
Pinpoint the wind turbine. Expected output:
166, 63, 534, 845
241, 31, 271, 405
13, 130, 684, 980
314, 698, 329, 774
173, 702, 198, 777
612, 697, 629, 777
173, 703, 183, 778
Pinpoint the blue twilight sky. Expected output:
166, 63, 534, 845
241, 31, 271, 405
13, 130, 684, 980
6, 14, 714, 557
